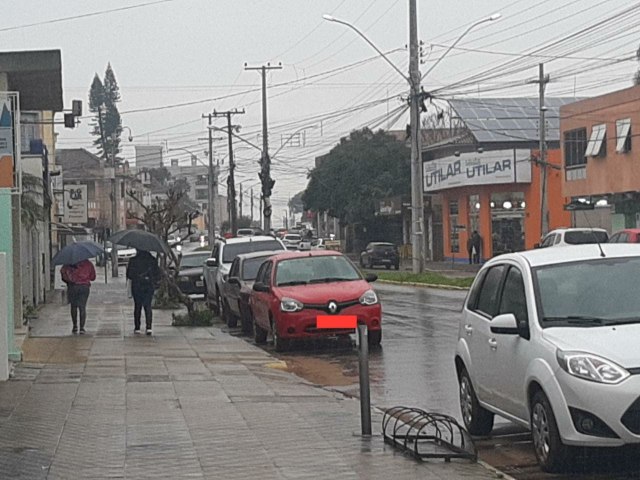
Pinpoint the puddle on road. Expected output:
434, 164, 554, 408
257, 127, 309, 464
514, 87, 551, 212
272, 355, 359, 387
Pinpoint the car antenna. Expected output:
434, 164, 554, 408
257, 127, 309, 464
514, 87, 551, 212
581, 209, 606, 258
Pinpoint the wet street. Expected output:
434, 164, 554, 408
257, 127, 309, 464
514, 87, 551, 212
242, 282, 640, 480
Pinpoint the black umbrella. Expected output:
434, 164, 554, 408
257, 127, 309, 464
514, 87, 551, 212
109, 230, 170, 255
52, 241, 104, 266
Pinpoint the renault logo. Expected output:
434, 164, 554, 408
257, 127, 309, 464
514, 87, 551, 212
328, 301, 338, 314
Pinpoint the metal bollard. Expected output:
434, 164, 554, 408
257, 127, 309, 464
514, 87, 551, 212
358, 324, 372, 436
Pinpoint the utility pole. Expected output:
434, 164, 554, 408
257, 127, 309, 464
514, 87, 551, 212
202, 113, 217, 242
250, 188, 254, 222
212, 109, 245, 236
527, 63, 550, 236
409, 0, 425, 272
239, 182, 243, 218
245, 62, 282, 233
259, 195, 263, 226
98, 105, 119, 278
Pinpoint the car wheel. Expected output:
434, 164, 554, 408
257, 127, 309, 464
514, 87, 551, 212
271, 320, 290, 352
531, 391, 572, 473
240, 304, 253, 336
223, 300, 238, 328
367, 329, 382, 347
459, 368, 494, 436
254, 317, 268, 344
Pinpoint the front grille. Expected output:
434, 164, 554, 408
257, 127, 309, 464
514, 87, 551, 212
621, 397, 640, 435
304, 299, 359, 314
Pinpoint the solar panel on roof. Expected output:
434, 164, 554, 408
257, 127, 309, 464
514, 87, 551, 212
449, 97, 580, 143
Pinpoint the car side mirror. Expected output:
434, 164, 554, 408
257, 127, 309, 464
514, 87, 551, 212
364, 273, 377, 283
490, 313, 519, 335
222, 274, 229, 282
253, 282, 270, 293
228, 276, 241, 286
206, 258, 218, 267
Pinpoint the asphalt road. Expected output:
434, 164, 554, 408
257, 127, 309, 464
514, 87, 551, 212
233, 282, 640, 480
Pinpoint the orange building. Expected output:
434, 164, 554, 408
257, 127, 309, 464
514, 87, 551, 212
423, 98, 572, 262
560, 85, 640, 232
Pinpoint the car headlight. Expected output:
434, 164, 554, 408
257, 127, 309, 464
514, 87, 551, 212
280, 297, 303, 312
557, 350, 630, 384
359, 289, 378, 306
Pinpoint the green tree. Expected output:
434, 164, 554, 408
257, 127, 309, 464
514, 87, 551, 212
221, 215, 252, 233
302, 128, 410, 225
88, 74, 106, 154
88, 63, 122, 161
288, 190, 304, 215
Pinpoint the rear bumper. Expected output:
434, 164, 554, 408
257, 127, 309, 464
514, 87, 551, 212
274, 304, 382, 340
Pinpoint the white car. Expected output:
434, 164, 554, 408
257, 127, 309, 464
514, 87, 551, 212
282, 234, 302, 250
536, 228, 608, 248
455, 244, 640, 472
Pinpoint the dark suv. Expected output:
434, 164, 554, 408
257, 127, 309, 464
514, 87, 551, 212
360, 242, 400, 270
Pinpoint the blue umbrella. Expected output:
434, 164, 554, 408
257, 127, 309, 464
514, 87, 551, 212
52, 241, 104, 266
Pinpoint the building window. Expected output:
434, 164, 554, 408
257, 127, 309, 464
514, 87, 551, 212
20, 112, 41, 154
585, 124, 607, 157
195, 189, 208, 200
564, 128, 587, 167
469, 194, 480, 233
616, 119, 631, 153
449, 200, 459, 253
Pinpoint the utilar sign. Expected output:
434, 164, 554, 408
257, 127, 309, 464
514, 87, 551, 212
423, 149, 531, 192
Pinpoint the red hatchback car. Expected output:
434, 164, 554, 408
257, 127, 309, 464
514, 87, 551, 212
249, 250, 382, 351
608, 229, 640, 243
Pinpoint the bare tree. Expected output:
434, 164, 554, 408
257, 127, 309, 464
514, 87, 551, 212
127, 186, 198, 317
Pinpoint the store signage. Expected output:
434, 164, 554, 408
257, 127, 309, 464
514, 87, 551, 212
63, 184, 88, 224
423, 149, 531, 192
0, 95, 14, 188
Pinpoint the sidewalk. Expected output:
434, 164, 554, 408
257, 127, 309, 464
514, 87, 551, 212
0, 271, 501, 479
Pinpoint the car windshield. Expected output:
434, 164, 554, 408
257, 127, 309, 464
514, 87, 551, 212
534, 256, 640, 327
237, 229, 253, 235
372, 244, 395, 252
284, 235, 301, 241
222, 240, 284, 263
564, 230, 608, 244
242, 257, 270, 281
275, 255, 360, 286
180, 253, 209, 269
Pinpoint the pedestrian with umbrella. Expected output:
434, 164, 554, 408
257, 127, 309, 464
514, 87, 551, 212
110, 230, 167, 335
53, 241, 101, 334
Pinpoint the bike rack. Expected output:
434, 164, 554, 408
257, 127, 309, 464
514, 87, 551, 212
382, 406, 477, 462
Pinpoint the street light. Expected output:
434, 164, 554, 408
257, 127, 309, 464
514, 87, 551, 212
323, 7, 500, 273
421, 13, 501, 79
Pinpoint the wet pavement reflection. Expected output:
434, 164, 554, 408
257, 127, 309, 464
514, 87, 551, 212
237, 283, 640, 480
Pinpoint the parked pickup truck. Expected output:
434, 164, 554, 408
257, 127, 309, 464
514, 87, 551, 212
203, 235, 285, 322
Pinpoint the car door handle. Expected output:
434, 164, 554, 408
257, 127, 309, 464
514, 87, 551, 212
464, 325, 473, 335
488, 338, 498, 350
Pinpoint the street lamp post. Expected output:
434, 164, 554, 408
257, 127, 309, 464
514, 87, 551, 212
323, 5, 499, 273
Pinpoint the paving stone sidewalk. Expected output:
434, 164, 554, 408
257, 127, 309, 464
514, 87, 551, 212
0, 272, 501, 479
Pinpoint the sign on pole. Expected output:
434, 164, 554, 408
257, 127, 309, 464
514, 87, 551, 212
0, 95, 14, 188
63, 184, 88, 224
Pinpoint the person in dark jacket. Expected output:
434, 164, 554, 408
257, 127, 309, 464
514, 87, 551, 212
61, 259, 96, 334
471, 231, 482, 264
126, 250, 161, 335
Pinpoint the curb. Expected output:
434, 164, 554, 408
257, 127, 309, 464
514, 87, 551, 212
377, 279, 470, 291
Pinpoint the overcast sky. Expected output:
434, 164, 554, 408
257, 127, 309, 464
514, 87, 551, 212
2, 0, 638, 226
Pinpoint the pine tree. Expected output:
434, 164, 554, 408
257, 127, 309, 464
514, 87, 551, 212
88, 63, 123, 163
88, 74, 106, 155
103, 63, 122, 163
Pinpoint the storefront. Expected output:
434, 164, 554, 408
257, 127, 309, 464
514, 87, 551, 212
424, 148, 569, 262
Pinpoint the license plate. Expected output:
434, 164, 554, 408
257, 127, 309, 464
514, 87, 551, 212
195, 281, 203, 287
